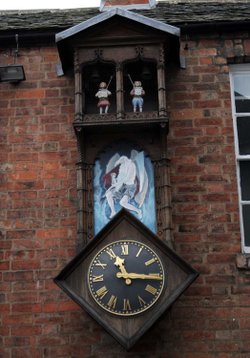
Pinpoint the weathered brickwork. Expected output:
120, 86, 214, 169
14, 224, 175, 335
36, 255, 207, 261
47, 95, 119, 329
1, 31, 250, 357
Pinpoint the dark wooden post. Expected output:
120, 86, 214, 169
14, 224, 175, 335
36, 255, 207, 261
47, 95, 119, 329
157, 44, 167, 118
154, 157, 173, 247
76, 161, 94, 251
74, 49, 83, 122
116, 62, 124, 120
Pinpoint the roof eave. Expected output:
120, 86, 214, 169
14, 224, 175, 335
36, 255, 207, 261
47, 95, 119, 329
55, 7, 180, 43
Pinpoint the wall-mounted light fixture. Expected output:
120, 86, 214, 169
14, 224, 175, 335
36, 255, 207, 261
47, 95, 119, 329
0, 64, 25, 83
0, 34, 26, 83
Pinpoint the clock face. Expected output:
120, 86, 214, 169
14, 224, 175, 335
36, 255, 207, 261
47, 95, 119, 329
88, 239, 165, 316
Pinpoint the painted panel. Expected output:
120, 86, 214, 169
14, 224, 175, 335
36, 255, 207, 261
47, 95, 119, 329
94, 143, 156, 235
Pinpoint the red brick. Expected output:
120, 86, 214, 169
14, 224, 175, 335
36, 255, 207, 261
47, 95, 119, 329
11, 260, 41, 270
11, 348, 41, 358
3, 271, 34, 282
36, 228, 68, 239
43, 301, 80, 313
10, 171, 38, 181
0, 261, 9, 270
0, 304, 10, 312
11, 303, 42, 313
199, 57, 213, 65
194, 99, 222, 108
16, 89, 45, 99
3, 314, 33, 325
243, 39, 250, 55
11, 326, 42, 336
207, 253, 235, 264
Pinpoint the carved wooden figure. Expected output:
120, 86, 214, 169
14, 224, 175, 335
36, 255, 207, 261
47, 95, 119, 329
95, 81, 111, 114
130, 80, 145, 112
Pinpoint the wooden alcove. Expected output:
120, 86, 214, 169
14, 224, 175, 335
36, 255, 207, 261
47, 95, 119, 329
56, 8, 181, 249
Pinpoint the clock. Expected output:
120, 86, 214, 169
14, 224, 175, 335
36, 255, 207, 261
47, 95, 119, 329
54, 209, 198, 350
88, 239, 164, 316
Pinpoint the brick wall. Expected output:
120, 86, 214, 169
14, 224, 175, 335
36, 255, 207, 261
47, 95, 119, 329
1, 33, 250, 357
0, 46, 81, 357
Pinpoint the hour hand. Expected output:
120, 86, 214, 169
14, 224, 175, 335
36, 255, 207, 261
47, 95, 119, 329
114, 256, 127, 274
114, 256, 131, 285
116, 272, 162, 280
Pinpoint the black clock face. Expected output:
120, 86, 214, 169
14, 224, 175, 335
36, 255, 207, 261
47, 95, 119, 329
88, 239, 165, 316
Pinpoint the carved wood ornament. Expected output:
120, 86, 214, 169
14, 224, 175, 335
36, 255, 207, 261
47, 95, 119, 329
69, 17, 179, 248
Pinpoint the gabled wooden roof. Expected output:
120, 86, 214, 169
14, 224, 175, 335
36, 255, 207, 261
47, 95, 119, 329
55, 7, 181, 72
56, 7, 180, 44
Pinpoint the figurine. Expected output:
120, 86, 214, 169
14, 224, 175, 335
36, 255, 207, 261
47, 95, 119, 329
103, 155, 143, 220
130, 80, 145, 113
95, 81, 111, 115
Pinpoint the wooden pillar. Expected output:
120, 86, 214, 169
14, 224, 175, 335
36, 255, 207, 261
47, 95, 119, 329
157, 44, 167, 118
76, 161, 94, 251
116, 62, 124, 120
154, 157, 173, 247
74, 49, 83, 122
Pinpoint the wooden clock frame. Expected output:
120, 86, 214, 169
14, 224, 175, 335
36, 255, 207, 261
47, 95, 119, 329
54, 9, 196, 350
54, 209, 199, 350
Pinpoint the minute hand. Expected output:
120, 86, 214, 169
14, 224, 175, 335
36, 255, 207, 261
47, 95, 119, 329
116, 272, 162, 280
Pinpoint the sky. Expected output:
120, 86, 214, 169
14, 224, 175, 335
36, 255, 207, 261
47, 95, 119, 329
0, 0, 100, 10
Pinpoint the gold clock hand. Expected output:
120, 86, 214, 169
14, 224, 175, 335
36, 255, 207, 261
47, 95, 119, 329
116, 272, 162, 280
114, 256, 131, 285
114, 256, 127, 274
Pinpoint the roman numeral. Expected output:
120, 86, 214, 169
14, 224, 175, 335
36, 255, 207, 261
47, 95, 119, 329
138, 295, 146, 307
136, 246, 143, 257
106, 248, 116, 259
94, 260, 107, 269
92, 274, 104, 282
145, 284, 157, 295
145, 257, 156, 266
96, 286, 108, 299
121, 244, 128, 256
107, 295, 117, 309
123, 298, 131, 311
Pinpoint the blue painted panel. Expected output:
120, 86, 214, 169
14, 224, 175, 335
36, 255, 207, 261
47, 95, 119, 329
94, 143, 157, 235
